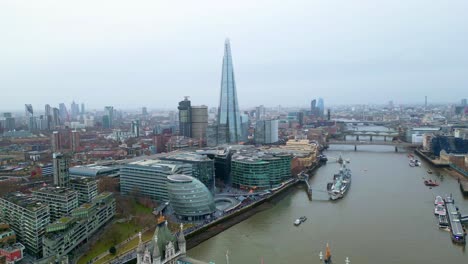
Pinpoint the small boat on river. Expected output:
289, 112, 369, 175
424, 180, 439, 187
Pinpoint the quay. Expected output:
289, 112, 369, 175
460, 181, 468, 196
109, 172, 304, 264
444, 196, 466, 244
298, 172, 313, 200
414, 149, 449, 167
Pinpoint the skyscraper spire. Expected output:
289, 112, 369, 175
217, 38, 242, 144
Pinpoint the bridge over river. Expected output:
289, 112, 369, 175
329, 140, 417, 151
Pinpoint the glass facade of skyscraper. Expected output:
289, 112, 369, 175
217, 39, 242, 144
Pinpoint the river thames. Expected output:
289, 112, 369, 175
189, 144, 468, 264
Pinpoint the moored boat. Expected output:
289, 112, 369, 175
434, 205, 446, 216
438, 214, 449, 228
427, 169, 433, 174
435, 196, 444, 205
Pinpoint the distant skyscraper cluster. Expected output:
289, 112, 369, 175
310, 98, 325, 117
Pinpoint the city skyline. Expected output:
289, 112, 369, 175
1, 1, 467, 110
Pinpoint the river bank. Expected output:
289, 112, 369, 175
189, 146, 468, 264
186, 162, 322, 249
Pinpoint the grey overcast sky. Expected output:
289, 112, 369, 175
1, 0, 467, 111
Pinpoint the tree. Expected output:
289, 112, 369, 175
98, 177, 119, 193
109, 246, 117, 255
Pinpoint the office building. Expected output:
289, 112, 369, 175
51, 131, 61, 152
160, 152, 215, 193
80, 103, 85, 114
256, 105, 265, 120
240, 113, 250, 142
0, 193, 50, 257
255, 119, 279, 144
131, 120, 140, 137
52, 108, 60, 128
53, 153, 70, 187
178, 97, 192, 138
120, 160, 192, 201
70, 101, 79, 120
317, 98, 324, 117
217, 39, 242, 144
231, 150, 292, 189
167, 175, 216, 221
104, 106, 114, 129
45, 104, 52, 130
32, 187, 79, 222
142, 107, 148, 116
41, 192, 115, 259
2, 113, 15, 132
69, 177, 97, 205
25, 104, 36, 131
58, 103, 68, 122
71, 130, 80, 152
69, 164, 119, 178
191, 105, 208, 145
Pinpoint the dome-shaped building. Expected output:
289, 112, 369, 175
167, 174, 215, 221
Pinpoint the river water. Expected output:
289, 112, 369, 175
189, 144, 468, 264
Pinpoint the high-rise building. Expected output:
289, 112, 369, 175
255, 119, 279, 144
142, 106, 148, 116
2, 113, 15, 131
53, 153, 70, 187
104, 106, 114, 129
70, 101, 79, 120
32, 187, 78, 222
317, 98, 324, 116
52, 107, 60, 128
71, 130, 80, 152
37, 115, 48, 131
217, 39, 242, 144
0, 193, 50, 257
310, 99, 316, 113
462, 99, 467, 106
45, 104, 52, 130
191, 105, 208, 145
256, 105, 265, 120
25, 104, 36, 131
59, 103, 68, 122
51, 131, 61, 152
240, 113, 250, 142
178, 97, 192, 138
131, 120, 140, 137
80, 103, 85, 114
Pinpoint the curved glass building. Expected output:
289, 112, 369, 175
231, 152, 292, 189
167, 175, 216, 221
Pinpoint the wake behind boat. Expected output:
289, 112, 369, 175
327, 164, 352, 200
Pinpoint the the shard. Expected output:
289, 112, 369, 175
217, 39, 242, 144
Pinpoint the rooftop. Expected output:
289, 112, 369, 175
69, 164, 118, 177
126, 159, 188, 172
2, 192, 48, 212
167, 174, 193, 183
70, 177, 97, 184
161, 152, 211, 162
33, 186, 78, 196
